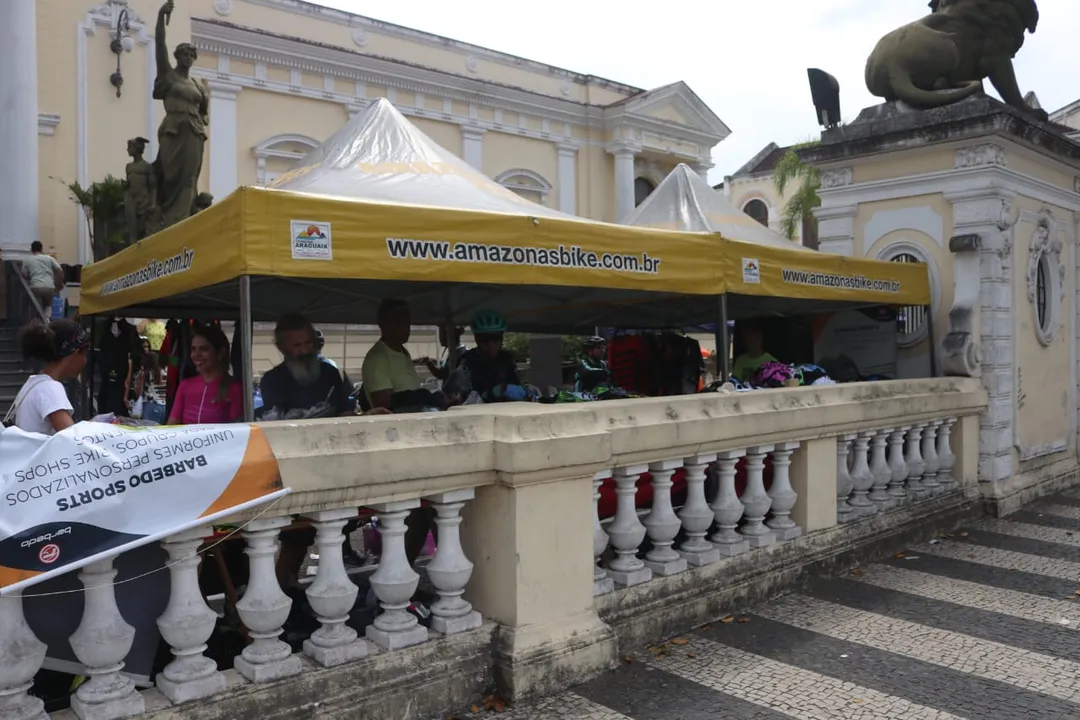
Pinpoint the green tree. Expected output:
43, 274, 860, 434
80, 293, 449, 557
503, 333, 586, 363
63, 175, 128, 261
772, 142, 821, 242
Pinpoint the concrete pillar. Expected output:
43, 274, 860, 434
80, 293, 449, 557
207, 80, 241, 201
0, 0, 39, 256
609, 143, 636, 223
556, 143, 577, 215
461, 126, 485, 170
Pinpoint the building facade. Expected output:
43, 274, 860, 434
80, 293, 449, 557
0, 0, 730, 266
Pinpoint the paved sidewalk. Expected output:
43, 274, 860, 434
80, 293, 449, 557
461, 489, 1080, 719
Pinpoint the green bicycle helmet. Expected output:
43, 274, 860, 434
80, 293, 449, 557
471, 310, 507, 333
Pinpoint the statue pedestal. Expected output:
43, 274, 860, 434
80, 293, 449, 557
802, 96, 1080, 516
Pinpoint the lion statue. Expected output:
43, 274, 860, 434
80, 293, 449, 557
865, 0, 1047, 121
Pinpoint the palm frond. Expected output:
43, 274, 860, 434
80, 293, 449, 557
779, 179, 821, 242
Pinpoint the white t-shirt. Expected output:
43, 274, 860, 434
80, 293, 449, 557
22, 254, 61, 291
12, 376, 73, 435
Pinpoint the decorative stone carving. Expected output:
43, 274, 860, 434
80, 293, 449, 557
366, 501, 429, 650
765, 443, 802, 541
351, 27, 368, 47
679, 454, 720, 567
905, 425, 927, 498
921, 421, 942, 495
937, 418, 957, 491
739, 446, 776, 547
425, 491, 483, 636
559, 81, 572, 97
605, 465, 652, 587
1074, 176, 1080, 194
820, 167, 853, 189
887, 427, 910, 503
124, 137, 162, 244
303, 509, 369, 666
710, 450, 749, 556
868, 430, 894, 510
942, 233, 983, 378
0, 591, 47, 720
954, 144, 1007, 169
848, 433, 876, 517
212, 0, 233, 15
1025, 209, 1065, 346
465, 55, 480, 73
835, 435, 856, 524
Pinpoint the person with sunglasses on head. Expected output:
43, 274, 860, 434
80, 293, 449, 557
6, 319, 90, 434
459, 310, 524, 402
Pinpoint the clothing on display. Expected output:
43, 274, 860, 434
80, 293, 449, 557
607, 332, 703, 397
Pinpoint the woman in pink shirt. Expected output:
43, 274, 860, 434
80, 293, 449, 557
167, 325, 243, 425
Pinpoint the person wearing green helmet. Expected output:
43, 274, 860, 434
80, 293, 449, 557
574, 335, 611, 393
459, 310, 522, 402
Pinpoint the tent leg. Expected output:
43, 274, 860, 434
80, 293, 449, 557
87, 318, 96, 420
926, 304, 938, 378
240, 276, 254, 422
717, 295, 731, 381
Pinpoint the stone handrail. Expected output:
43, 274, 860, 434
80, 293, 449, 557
3, 377, 988, 719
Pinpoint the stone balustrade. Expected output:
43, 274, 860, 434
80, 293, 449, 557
0, 377, 986, 720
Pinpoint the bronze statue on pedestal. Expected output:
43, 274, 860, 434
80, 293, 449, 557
123, 137, 162, 243
865, 0, 1047, 120
152, 0, 209, 228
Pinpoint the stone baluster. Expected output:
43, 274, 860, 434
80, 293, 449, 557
937, 418, 957, 492
847, 432, 876, 517
921, 420, 942, 496
643, 459, 688, 576
739, 445, 776, 547
592, 470, 615, 595
678, 454, 720, 566
710, 450, 749, 555
835, 435, 856, 524
766, 443, 802, 541
69, 558, 144, 719
868, 430, 894, 511
234, 516, 303, 681
425, 490, 483, 635
0, 591, 47, 720
887, 427, 910, 504
303, 509, 368, 666
905, 424, 927, 498
366, 500, 429, 650
156, 527, 226, 702
605, 465, 652, 586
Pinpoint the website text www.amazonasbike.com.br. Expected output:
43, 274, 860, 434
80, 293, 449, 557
386, 238, 661, 275
781, 268, 901, 294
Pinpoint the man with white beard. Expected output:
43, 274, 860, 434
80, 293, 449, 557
260, 313, 353, 418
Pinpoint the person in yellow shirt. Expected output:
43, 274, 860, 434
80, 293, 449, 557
361, 298, 423, 411
137, 317, 166, 351
732, 324, 776, 383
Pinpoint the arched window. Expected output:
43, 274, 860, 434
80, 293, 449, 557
495, 169, 552, 206
634, 177, 656, 207
252, 134, 321, 185
888, 251, 930, 345
743, 199, 769, 226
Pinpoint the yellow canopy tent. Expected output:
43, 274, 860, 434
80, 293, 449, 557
81, 100, 729, 330
623, 163, 931, 315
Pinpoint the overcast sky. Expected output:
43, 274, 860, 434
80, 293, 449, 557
317, 0, 1079, 181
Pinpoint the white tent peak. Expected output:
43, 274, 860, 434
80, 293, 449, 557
268, 97, 568, 217
624, 163, 812, 251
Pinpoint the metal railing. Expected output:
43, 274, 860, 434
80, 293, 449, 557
3, 259, 50, 327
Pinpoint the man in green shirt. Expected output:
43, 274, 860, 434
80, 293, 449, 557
732, 325, 776, 383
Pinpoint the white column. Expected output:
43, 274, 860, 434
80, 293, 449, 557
710, 449, 749, 556
766, 442, 801, 540
605, 464, 651, 587
556, 143, 577, 215
739, 445, 775, 548
921, 420, 942, 495
156, 527, 226, 703
905, 424, 927, 498
0, 0, 39, 255
366, 500, 429, 650
461, 126, 485, 169
207, 80, 241, 201
642, 459, 687, 576
424, 489, 482, 635
609, 143, 637, 223
69, 558, 144, 719
693, 161, 713, 181
0, 591, 47, 720
303, 508, 368, 667
678, 453, 719, 567
868, 430, 894, 510
835, 435, 856, 524
847, 432, 876, 517
887, 427, 910, 504
234, 516, 303, 683
937, 418, 957, 492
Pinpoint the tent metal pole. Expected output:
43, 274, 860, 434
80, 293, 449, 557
240, 276, 254, 422
718, 295, 731, 380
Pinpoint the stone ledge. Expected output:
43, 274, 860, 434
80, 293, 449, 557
597, 489, 982, 653
982, 461, 1080, 517
68, 623, 497, 720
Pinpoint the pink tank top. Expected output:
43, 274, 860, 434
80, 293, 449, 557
168, 376, 243, 425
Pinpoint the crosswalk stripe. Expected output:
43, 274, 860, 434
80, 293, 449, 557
974, 518, 1080, 547
911, 539, 1080, 581
757, 594, 1080, 705
643, 633, 964, 719
846, 563, 1080, 626
1028, 503, 1080, 521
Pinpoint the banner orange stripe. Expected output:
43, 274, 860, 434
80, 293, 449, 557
199, 427, 284, 519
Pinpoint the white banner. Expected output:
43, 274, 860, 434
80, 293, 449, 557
0, 421, 287, 594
